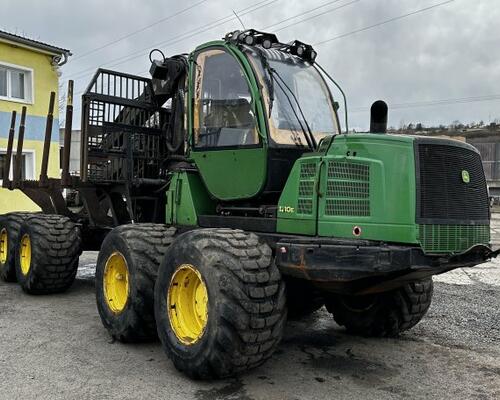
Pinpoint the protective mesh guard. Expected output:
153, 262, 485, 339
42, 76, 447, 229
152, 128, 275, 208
296, 162, 317, 215
416, 143, 489, 223
324, 161, 370, 217
418, 224, 490, 253
82, 69, 167, 182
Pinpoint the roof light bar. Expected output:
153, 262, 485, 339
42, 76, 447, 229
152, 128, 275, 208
224, 29, 318, 64
224, 29, 279, 50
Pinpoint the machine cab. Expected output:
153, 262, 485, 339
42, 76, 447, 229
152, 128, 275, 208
188, 33, 340, 203
189, 44, 267, 201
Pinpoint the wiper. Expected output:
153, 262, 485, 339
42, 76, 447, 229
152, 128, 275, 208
268, 67, 317, 150
258, 54, 275, 115
314, 62, 349, 134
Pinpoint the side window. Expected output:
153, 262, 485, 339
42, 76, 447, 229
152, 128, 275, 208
193, 50, 258, 148
0, 150, 34, 183
0, 64, 33, 103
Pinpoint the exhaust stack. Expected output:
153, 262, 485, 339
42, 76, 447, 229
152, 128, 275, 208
370, 100, 388, 133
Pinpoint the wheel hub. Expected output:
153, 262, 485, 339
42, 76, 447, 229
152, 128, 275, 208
168, 264, 208, 345
0, 228, 7, 264
19, 234, 31, 275
103, 252, 129, 314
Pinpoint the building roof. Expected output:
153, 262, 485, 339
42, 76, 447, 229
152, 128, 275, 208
0, 29, 72, 58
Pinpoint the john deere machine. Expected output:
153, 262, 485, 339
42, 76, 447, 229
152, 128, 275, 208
0, 29, 496, 379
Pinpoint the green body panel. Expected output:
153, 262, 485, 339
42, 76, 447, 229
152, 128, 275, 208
319, 134, 418, 243
278, 134, 419, 244
166, 171, 215, 226
187, 41, 269, 201
191, 148, 267, 200
276, 155, 320, 235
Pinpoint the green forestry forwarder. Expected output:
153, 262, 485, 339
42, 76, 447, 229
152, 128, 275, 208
0, 29, 497, 379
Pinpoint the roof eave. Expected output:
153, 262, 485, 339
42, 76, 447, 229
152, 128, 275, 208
0, 33, 72, 61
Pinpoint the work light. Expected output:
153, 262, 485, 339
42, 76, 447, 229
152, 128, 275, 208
288, 40, 317, 63
244, 35, 255, 45
262, 38, 273, 49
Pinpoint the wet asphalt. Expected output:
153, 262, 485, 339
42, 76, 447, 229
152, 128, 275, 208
0, 223, 499, 400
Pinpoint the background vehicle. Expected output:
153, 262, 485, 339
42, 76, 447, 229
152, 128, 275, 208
0, 29, 496, 379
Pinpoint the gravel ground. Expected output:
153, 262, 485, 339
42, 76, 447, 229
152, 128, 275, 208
1, 231, 499, 399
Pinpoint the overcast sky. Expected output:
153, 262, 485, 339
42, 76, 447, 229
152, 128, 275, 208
2, 0, 499, 130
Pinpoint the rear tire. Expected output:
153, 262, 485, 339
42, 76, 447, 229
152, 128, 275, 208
154, 228, 287, 379
95, 224, 176, 342
285, 277, 324, 320
0, 212, 34, 282
15, 214, 82, 294
326, 279, 433, 337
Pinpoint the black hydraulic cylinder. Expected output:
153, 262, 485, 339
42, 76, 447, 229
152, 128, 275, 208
61, 81, 74, 186
2, 111, 16, 188
14, 107, 27, 187
39, 91, 56, 186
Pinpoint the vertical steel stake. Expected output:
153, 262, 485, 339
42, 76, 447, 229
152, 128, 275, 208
39, 91, 56, 186
14, 107, 27, 187
2, 111, 17, 188
62, 81, 74, 186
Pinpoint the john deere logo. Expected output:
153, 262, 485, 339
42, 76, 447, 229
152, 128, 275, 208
462, 170, 470, 183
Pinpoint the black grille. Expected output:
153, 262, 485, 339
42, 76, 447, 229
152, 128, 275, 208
416, 142, 489, 224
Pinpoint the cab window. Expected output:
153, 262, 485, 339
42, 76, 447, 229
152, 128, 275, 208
193, 49, 258, 148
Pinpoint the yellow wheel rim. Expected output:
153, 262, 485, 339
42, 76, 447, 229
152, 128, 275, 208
103, 252, 129, 314
0, 228, 7, 264
20, 234, 31, 275
168, 264, 208, 345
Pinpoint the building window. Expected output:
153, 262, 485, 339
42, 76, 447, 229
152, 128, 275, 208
0, 150, 35, 183
0, 63, 33, 103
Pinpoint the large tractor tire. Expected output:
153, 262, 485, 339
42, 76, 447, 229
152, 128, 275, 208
0, 212, 34, 282
285, 277, 324, 320
154, 228, 287, 379
95, 224, 176, 342
15, 214, 82, 294
326, 279, 433, 337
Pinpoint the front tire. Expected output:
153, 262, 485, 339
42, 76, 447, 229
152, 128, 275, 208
326, 279, 433, 337
15, 214, 82, 294
95, 224, 176, 342
154, 228, 287, 379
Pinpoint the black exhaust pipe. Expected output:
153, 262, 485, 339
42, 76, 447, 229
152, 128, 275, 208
370, 100, 388, 133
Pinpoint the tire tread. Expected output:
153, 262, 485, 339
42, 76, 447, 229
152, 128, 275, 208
327, 278, 433, 337
16, 214, 82, 294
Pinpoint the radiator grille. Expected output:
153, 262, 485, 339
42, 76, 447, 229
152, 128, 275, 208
416, 143, 489, 223
297, 198, 313, 214
325, 199, 370, 216
300, 162, 317, 179
298, 180, 314, 197
418, 224, 490, 253
324, 161, 370, 217
329, 161, 369, 181
297, 162, 317, 215
416, 142, 490, 253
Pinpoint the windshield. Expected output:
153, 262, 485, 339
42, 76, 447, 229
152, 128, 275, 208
247, 48, 338, 147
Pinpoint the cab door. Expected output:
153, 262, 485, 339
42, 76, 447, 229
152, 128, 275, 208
189, 46, 267, 201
